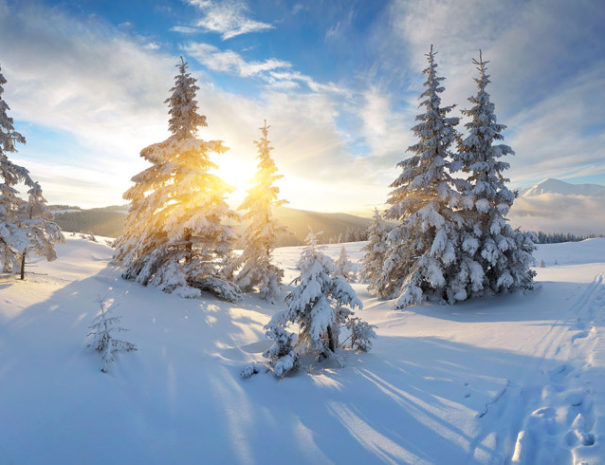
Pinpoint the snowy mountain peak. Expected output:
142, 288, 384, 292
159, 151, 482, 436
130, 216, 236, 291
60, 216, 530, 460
523, 178, 605, 197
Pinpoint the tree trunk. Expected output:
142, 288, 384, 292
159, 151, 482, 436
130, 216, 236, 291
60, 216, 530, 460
20, 251, 26, 280
326, 325, 335, 352
184, 229, 192, 262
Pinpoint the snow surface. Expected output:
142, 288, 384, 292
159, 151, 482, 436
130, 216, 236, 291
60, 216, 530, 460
0, 236, 604, 464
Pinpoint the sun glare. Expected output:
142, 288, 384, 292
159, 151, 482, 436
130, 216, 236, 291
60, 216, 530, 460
214, 156, 256, 202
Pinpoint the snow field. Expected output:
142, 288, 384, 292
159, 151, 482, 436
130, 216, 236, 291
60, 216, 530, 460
0, 236, 603, 464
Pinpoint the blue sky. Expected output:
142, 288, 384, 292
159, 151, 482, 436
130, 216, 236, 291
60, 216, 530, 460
1, 0, 604, 211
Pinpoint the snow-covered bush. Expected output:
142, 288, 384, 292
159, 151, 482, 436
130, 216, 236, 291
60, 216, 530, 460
380, 45, 463, 308
113, 58, 240, 301
262, 232, 373, 377
263, 320, 298, 377
87, 300, 136, 373
452, 51, 535, 297
235, 121, 287, 301
345, 317, 376, 352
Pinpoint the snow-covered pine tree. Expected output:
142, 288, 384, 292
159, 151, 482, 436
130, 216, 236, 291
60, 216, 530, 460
334, 245, 355, 282
452, 51, 535, 296
16, 181, 63, 279
263, 232, 374, 377
88, 299, 137, 373
235, 121, 287, 301
360, 208, 389, 293
113, 58, 241, 301
0, 64, 28, 272
0, 64, 61, 276
381, 45, 463, 308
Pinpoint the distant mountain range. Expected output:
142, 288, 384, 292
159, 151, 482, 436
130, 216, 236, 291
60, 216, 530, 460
520, 178, 605, 198
50, 205, 372, 245
50, 178, 605, 241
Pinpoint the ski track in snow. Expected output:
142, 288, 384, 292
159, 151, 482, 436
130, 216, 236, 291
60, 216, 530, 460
467, 273, 604, 465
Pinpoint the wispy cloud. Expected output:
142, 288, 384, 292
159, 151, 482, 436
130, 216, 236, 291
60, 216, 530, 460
185, 42, 348, 95
185, 0, 273, 40
185, 42, 290, 77
510, 192, 605, 234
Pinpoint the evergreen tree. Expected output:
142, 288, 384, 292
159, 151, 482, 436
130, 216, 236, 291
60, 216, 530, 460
360, 208, 389, 293
113, 58, 240, 301
88, 300, 137, 373
453, 52, 535, 296
263, 232, 373, 377
16, 182, 63, 279
0, 64, 62, 275
0, 64, 28, 272
235, 121, 287, 301
381, 45, 463, 308
334, 245, 355, 282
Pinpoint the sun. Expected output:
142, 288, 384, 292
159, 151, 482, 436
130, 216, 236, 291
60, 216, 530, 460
214, 156, 256, 202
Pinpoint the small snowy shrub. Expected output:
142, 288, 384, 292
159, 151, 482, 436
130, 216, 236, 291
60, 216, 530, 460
261, 233, 374, 377
345, 317, 376, 352
87, 300, 136, 373
334, 246, 355, 282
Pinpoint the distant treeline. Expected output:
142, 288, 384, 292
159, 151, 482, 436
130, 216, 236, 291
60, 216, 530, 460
531, 231, 605, 244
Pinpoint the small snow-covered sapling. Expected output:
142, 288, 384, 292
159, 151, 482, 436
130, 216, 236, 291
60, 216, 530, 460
87, 299, 136, 373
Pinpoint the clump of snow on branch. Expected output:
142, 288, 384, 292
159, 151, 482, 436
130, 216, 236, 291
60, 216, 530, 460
87, 298, 137, 373
113, 58, 241, 301
235, 121, 287, 301
261, 232, 374, 378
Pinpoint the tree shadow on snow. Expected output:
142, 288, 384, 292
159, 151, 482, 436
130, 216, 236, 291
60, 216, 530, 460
397, 281, 590, 324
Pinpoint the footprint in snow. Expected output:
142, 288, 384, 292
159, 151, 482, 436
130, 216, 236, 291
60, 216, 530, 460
571, 330, 589, 343
549, 364, 572, 383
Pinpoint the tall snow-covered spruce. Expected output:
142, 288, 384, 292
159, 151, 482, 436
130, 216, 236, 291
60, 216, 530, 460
263, 232, 374, 377
380, 45, 463, 308
113, 58, 240, 301
235, 121, 287, 301
0, 64, 62, 277
453, 51, 535, 296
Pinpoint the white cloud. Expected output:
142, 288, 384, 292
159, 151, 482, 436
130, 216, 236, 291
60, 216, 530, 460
186, 0, 273, 40
185, 42, 290, 77
185, 42, 349, 96
267, 71, 347, 95
170, 25, 199, 34
510, 193, 605, 234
